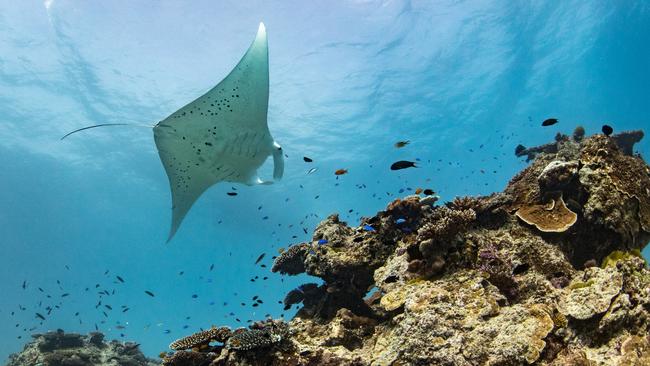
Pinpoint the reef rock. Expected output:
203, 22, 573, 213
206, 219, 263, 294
5, 330, 158, 366
162, 129, 650, 366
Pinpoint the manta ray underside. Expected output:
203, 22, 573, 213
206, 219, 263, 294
153, 22, 283, 241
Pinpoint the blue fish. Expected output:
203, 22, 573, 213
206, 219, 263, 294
363, 224, 375, 232
317, 239, 328, 245
395, 218, 406, 225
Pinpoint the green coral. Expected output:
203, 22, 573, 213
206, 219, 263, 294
601, 249, 645, 268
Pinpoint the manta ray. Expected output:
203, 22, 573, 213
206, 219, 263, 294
63, 23, 284, 241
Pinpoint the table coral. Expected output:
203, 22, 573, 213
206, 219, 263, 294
515, 193, 578, 233
168, 326, 232, 350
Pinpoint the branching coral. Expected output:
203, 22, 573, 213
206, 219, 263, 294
417, 206, 476, 244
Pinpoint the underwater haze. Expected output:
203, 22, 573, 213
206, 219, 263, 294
1, 0, 649, 361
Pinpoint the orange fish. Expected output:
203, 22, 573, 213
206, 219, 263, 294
335, 169, 348, 176
415, 188, 423, 194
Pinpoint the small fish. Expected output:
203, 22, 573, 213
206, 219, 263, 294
21, 281, 27, 290
395, 218, 406, 225
363, 224, 375, 232
209, 264, 214, 271
602, 124, 613, 136
542, 118, 558, 126
394, 140, 410, 148
317, 239, 328, 245
415, 188, 423, 194
144, 291, 155, 297
255, 253, 265, 264
390, 161, 416, 170
191, 294, 198, 299
335, 169, 348, 176
303, 156, 313, 162
35, 313, 46, 321
116, 276, 124, 283
423, 189, 435, 196
307, 167, 318, 175
226, 192, 238, 196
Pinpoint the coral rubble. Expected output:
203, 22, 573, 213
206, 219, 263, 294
5, 329, 158, 366
162, 129, 649, 365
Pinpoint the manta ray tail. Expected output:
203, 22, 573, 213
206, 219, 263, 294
60, 123, 157, 140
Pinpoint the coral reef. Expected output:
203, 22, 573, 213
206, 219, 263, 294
161, 128, 650, 365
5, 329, 158, 366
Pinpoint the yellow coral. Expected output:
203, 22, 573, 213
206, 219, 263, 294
601, 249, 644, 268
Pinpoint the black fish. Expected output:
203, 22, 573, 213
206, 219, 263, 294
390, 161, 417, 170
144, 291, 155, 297
394, 140, 410, 148
303, 156, 313, 162
602, 124, 613, 136
116, 276, 124, 283
209, 264, 214, 271
22, 281, 27, 289
35, 313, 45, 321
226, 192, 238, 196
423, 189, 435, 196
542, 118, 558, 126
255, 253, 265, 264
515, 144, 526, 155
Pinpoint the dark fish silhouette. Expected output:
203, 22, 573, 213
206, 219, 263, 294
602, 124, 613, 136
542, 118, 558, 126
227, 192, 238, 196
116, 276, 124, 283
390, 161, 417, 170
255, 253, 266, 264
423, 189, 435, 195
394, 140, 410, 148
144, 291, 155, 297
303, 156, 313, 162
35, 313, 45, 321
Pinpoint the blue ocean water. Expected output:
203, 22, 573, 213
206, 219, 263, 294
1, 0, 649, 361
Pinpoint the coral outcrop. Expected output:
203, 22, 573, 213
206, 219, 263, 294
163, 129, 650, 365
5, 330, 158, 366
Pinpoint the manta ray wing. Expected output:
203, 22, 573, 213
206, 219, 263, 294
153, 23, 283, 241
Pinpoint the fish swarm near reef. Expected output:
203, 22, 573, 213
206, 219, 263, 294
5, 329, 158, 366
11, 128, 649, 366
158, 127, 650, 366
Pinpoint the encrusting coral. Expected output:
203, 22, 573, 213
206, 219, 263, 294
159, 128, 649, 365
